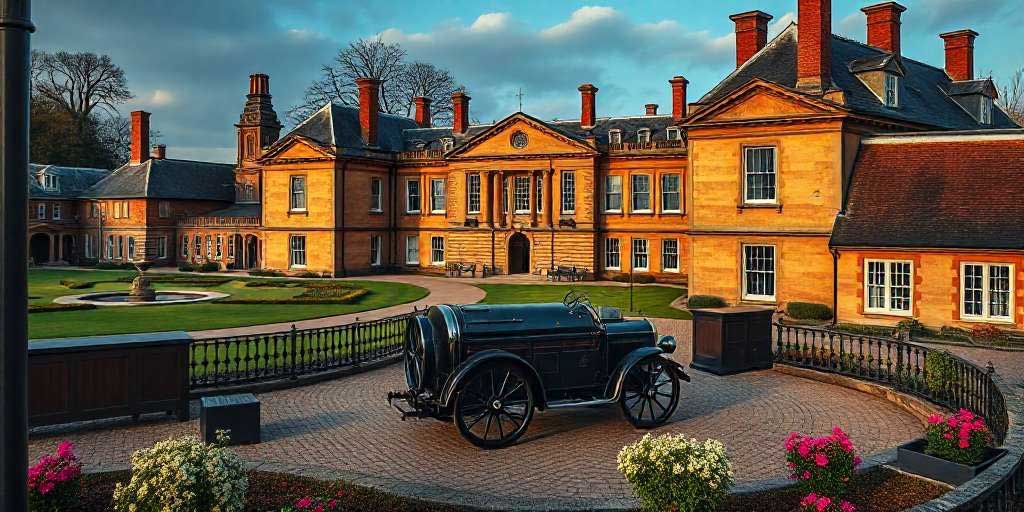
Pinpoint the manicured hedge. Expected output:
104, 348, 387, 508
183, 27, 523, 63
197, 262, 220, 272
786, 301, 833, 321
60, 279, 96, 289
249, 269, 285, 277
687, 295, 726, 309
29, 303, 97, 313
177, 263, 195, 272
611, 274, 656, 284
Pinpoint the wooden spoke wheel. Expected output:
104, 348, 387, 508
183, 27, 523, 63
404, 321, 432, 393
620, 357, 680, 428
454, 362, 534, 449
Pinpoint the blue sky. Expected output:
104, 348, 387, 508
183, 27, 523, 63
35, 0, 1022, 163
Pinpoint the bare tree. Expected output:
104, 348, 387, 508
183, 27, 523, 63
32, 50, 133, 128
288, 37, 461, 127
997, 67, 1023, 127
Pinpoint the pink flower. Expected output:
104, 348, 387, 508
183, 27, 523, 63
853, 455, 862, 467
801, 493, 819, 506
798, 440, 812, 458
815, 453, 830, 467
295, 496, 313, 509
56, 441, 75, 459
38, 481, 54, 495
958, 439, 970, 449
927, 414, 942, 424
944, 432, 954, 440
815, 495, 832, 512
802, 470, 812, 480
840, 500, 857, 512
327, 499, 338, 511
313, 505, 324, 512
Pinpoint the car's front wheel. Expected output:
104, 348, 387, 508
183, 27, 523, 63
453, 361, 534, 449
620, 356, 680, 428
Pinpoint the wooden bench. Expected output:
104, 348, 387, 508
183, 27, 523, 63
445, 262, 477, 278
548, 265, 587, 282
482, 264, 502, 277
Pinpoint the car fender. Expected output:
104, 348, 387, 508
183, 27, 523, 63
604, 347, 690, 400
439, 349, 548, 410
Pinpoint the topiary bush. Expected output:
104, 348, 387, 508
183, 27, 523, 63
177, 263, 196, 272
197, 262, 220, 272
786, 302, 834, 321
617, 433, 733, 512
687, 295, 726, 309
924, 351, 957, 397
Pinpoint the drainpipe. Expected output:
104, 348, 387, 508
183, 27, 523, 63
831, 248, 839, 326
339, 161, 348, 277
389, 163, 396, 269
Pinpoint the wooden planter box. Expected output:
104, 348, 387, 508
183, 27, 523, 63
896, 439, 1007, 486
690, 306, 774, 375
28, 331, 192, 428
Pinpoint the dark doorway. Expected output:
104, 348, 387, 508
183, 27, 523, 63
245, 236, 260, 269
229, 234, 244, 269
29, 233, 50, 264
508, 233, 530, 274
61, 235, 74, 264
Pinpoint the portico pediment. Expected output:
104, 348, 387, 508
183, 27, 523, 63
448, 113, 597, 159
686, 79, 845, 125
258, 135, 335, 162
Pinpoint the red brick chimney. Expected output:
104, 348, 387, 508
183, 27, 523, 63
151, 144, 166, 160
669, 76, 688, 122
645, 103, 658, 116
452, 91, 470, 135
578, 83, 598, 128
940, 29, 978, 81
356, 77, 381, 146
130, 110, 150, 165
862, 2, 906, 55
730, 11, 772, 68
249, 73, 270, 96
414, 97, 431, 128
797, 0, 832, 91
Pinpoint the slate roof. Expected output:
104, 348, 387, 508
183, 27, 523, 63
29, 164, 110, 199
204, 203, 261, 218
285, 103, 420, 155
695, 24, 1018, 130
831, 131, 1024, 250
83, 158, 235, 201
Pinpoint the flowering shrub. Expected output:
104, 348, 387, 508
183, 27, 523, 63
925, 409, 994, 465
112, 432, 248, 512
617, 433, 734, 512
785, 427, 861, 497
27, 441, 82, 511
969, 324, 1008, 344
799, 492, 856, 512
279, 490, 347, 512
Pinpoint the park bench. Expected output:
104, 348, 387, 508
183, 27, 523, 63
548, 265, 588, 282
445, 262, 477, 278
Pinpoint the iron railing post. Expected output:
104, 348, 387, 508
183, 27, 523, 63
289, 324, 298, 379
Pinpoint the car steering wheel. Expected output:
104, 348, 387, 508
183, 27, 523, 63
563, 290, 599, 323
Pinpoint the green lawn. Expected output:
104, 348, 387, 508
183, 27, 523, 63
475, 283, 691, 319
28, 269, 428, 339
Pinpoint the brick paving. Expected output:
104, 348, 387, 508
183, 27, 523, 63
29, 318, 925, 510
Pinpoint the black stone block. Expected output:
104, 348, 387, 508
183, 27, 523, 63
200, 393, 260, 445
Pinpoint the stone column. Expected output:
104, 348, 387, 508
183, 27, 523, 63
544, 169, 554, 228
505, 174, 514, 228
420, 174, 428, 217
48, 233, 55, 263
480, 170, 492, 228
529, 171, 538, 227
56, 234, 64, 261
495, 171, 505, 228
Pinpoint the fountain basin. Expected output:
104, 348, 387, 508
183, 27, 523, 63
54, 290, 229, 307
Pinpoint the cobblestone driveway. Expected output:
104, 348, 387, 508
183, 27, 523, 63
29, 320, 925, 510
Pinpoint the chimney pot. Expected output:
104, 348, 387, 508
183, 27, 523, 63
414, 97, 432, 128
452, 91, 471, 135
669, 76, 689, 122
940, 29, 979, 81
578, 83, 598, 128
797, 0, 832, 91
645, 103, 659, 115
356, 77, 381, 146
130, 111, 151, 165
248, 73, 270, 96
862, 2, 906, 54
729, 10, 773, 67
151, 144, 166, 160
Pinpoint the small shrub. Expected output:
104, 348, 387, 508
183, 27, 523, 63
925, 409, 994, 466
113, 432, 247, 512
787, 302, 834, 321
294, 271, 327, 279
77, 259, 98, 268
249, 269, 284, 277
924, 351, 957, 397
95, 261, 134, 270
29, 303, 97, 314
894, 318, 928, 338
617, 433, 733, 512
28, 440, 82, 512
830, 323, 892, 337
610, 274, 656, 284
785, 427, 861, 498
687, 295, 726, 309
799, 493, 857, 512
197, 262, 220, 272
969, 324, 1009, 345
938, 325, 972, 342
59, 279, 96, 289
177, 263, 196, 272
280, 493, 347, 512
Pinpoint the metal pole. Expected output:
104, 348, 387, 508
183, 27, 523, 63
0, 1, 34, 510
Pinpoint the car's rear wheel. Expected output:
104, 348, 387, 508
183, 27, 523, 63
404, 317, 433, 393
453, 362, 534, 449
620, 356, 680, 428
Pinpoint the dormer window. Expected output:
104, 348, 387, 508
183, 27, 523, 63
441, 138, 454, 152
608, 129, 622, 145
637, 128, 651, 145
980, 96, 993, 125
666, 127, 681, 141
40, 174, 59, 191
884, 74, 899, 107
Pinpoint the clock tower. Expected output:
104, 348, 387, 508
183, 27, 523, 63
236, 73, 282, 166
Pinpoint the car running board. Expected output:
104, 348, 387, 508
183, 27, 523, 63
546, 397, 618, 409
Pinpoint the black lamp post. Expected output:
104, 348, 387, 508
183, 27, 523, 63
0, 0, 34, 510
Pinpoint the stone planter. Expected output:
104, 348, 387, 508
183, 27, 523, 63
896, 438, 1007, 486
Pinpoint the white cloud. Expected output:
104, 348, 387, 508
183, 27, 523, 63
769, 12, 796, 38
148, 89, 175, 107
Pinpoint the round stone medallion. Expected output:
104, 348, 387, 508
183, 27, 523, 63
510, 130, 529, 149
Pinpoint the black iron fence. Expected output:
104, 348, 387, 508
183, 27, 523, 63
189, 310, 421, 392
774, 323, 1009, 443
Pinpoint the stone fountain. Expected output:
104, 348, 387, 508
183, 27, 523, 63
127, 261, 156, 302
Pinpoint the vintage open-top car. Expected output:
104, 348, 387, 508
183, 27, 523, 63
387, 292, 689, 448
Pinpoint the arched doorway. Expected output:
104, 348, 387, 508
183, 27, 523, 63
245, 236, 260, 270
29, 233, 50, 264
508, 232, 530, 274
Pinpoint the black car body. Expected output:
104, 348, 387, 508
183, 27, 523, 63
388, 294, 689, 448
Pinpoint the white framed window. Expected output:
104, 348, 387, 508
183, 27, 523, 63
631, 174, 651, 212
430, 178, 445, 213
430, 236, 445, 265
406, 179, 420, 213
370, 177, 383, 212
962, 263, 1014, 321
864, 259, 913, 315
116, 236, 124, 260
52, 203, 62, 220
122, 201, 129, 218
467, 173, 481, 213
980, 97, 993, 125
36, 203, 45, 220
884, 74, 899, 107
405, 235, 419, 265
662, 174, 681, 212
228, 237, 235, 258
536, 176, 543, 213
90, 203, 99, 218
666, 127, 681, 141
513, 176, 530, 213
637, 128, 651, 144
181, 235, 189, 257
127, 237, 136, 261
85, 234, 94, 259
608, 130, 622, 145
561, 171, 575, 213
216, 235, 223, 259
290, 176, 307, 211
742, 245, 776, 301
42, 174, 59, 191
604, 175, 622, 212
205, 235, 212, 259
194, 235, 201, 257
156, 237, 167, 259
662, 239, 679, 272
158, 201, 170, 218
605, 238, 620, 270
289, 235, 306, 267
631, 239, 649, 271
106, 235, 114, 259
743, 146, 777, 204
370, 235, 382, 266
441, 138, 454, 152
